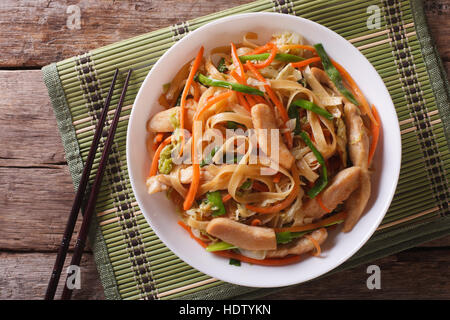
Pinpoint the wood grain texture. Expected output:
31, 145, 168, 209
0, 0, 254, 67
0, 0, 449, 300
0, 252, 104, 300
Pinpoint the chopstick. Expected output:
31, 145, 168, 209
60, 69, 133, 300
44, 68, 120, 300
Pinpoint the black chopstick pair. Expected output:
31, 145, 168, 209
44, 68, 132, 300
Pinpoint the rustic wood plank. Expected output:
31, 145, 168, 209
0, 252, 104, 300
1, 248, 449, 300
0, 0, 448, 67
0, 70, 66, 165
0, 0, 254, 67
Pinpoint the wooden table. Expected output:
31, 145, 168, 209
0, 0, 449, 300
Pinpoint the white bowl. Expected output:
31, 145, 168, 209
127, 13, 401, 288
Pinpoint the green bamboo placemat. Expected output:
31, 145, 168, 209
42, 0, 449, 300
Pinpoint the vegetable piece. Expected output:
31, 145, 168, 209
240, 179, 252, 190
222, 193, 232, 203
368, 105, 381, 166
299, 131, 328, 198
231, 42, 246, 80
272, 172, 281, 183
217, 57, 228, 73
304, 232, 322, 256
290, 99, 334, 120
226, 121, 240, 129
316, 193, 331, 214
239, 53, 305, 63
250, 42, 277, 69
157, 144, 174, 174
251, 219, 262, 226
229, 258, 241, 266
195, 73, 264, 96
313, 43, 359, 106
180, 46, 204, 152
290, 57, 321, 69
200, 147, 218, 167
273, 211, 347, 233
331, 59, 376, 125
149, 136, 172, 177
207, 191, 226, 216
206, 241, 236, 252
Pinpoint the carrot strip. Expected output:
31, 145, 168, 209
155, 132, 164, 143
247, 43, 273, 55
194, 91, 234, 121
178, 220, 302, 266
272, 172, 282, 183
178, 221, 208, 248
368, 105, 381, 166
236, 92, 251, 112
274, 211, 347, 233
180, 46, 204, 153
290, 57, 321, 69
230, 70, 252, 112
222, 194, 232, 203
252, 181, 269, 192
148, 136, 172, 177
304, 232, 323, 257
246, 164, 300, 214
215, 250, 302, 266
192, 81, 201, 102
254, 95, 269, 105
251, 219, 262, 226
331, 59, 376, 125
245, 61, 293, 148
231, 43, 246, 82
230, 69, 258, 109
253, 43, 277, 69
316, 193, 331, 214
183, 91, 233, 210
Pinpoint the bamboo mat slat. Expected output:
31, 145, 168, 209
42, 0, 450, 300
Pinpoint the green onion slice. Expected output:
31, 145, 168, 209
313, 43, 359, 105
299, 131, 328, 198
239, 53, 305, 63
195, 73, 264, 96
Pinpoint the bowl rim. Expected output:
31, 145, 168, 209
126, 12, 401, 288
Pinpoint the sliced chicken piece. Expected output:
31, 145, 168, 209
344, 103, 369, 170
343, 103, 372, 232
179, 165, 215, 184
146, 175, 172, 194
266, 228, 328, 258
251, 104, 295, 169
303, 166, 361, 220
344, 170, 371, 232
148, 106, 195, 133
206, 217, 277, 251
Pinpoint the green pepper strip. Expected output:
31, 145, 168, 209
206, 241, 237, 252
207, 191, 226, 217
290, 99, 334, 120
239, 53, 305, 63
313, 43, 359, 106
196, 73, 264, 96
299, 131, 328, 198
